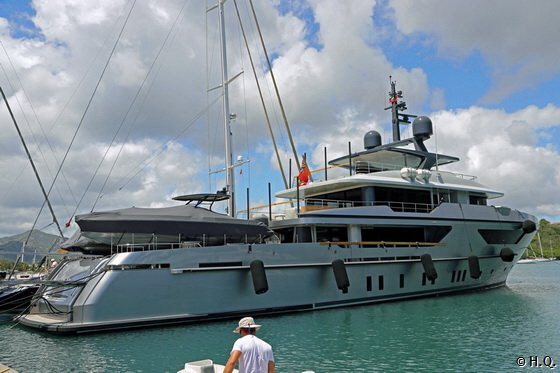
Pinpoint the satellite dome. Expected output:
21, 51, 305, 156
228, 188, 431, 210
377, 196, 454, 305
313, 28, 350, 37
412, 116, 433, 139
364, 130, 382, 150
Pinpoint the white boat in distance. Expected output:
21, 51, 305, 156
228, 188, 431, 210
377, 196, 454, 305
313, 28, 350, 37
19, 3, 537, 334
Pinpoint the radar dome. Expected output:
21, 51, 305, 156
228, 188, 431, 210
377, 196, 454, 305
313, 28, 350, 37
364, 130, 382, 150
412, 116, 433, 139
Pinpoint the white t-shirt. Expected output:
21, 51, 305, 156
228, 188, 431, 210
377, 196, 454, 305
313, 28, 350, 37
231, 334, 274, 373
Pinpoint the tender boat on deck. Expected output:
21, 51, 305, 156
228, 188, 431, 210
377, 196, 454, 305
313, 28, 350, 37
61, 193, 273, 255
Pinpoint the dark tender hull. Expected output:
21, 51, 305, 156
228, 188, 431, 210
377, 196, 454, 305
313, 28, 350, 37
0, 284, 39, 313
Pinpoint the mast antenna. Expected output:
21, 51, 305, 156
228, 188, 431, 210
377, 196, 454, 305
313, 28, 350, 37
384, 76, 416, 142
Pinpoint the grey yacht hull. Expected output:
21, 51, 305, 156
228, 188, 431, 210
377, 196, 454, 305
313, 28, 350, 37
19, 204, 536, 334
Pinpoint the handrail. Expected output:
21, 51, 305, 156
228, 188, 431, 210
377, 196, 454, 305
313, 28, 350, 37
114, 241, 202, 253
239, 198, 436, 214
319, 241, 446, 247
238, 198, 438, 219
304, 198, 436, 213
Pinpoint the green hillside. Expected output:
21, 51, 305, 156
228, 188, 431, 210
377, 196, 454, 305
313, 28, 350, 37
527, 219, 560, 258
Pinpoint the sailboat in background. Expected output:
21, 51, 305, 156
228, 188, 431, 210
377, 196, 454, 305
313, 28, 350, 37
517, 231, 553, 263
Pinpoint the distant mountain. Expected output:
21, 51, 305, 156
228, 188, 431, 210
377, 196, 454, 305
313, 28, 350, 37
0, 230, 63, 262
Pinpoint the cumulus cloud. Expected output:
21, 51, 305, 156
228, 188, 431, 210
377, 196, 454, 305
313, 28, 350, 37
0, 0, 558, 237
390, 0, 560, 103
429, 106, 560, 216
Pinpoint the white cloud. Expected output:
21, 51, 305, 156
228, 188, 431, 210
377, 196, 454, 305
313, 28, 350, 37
428, 106, 560, 216
0, 0, 558, 237
390, 0, 560, 102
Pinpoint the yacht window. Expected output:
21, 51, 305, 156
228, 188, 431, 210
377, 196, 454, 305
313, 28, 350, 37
375, 186, 432, 212
316, 226, 348, 242
274, 227, 295, 243
434, 189, 458, 204
469, 194, 487, 205
295, 226, 312, 243
435, 190, 450, 203
308, 188, 363, 206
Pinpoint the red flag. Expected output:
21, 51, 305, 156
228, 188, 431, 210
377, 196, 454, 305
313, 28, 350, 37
297, 154, 312, 186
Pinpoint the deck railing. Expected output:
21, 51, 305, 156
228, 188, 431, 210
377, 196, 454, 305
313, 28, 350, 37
113, 241, 202, 254
304, 198, 436, 213
237, 197, 438, 220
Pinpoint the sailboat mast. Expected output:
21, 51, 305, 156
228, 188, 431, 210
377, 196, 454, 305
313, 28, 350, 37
0, 86, 64, 237
218, 0, 235, 217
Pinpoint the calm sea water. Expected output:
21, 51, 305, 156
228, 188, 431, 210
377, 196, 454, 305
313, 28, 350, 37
1, 262, 559, 373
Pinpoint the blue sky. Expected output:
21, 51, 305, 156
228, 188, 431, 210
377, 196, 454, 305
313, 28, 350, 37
0, 0, 559, 236
0, 0, 40, 39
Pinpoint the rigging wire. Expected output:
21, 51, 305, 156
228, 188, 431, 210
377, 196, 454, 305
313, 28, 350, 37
239, 2, 287, 154
39, 0, 136, 208
0, 61, 71, 213
1, 86, 64, 279
92, 10, 186, 206
235, 1, 251, 196
0, 0, 133, 242
89, 0, 192, 212
46, 0, 136, 205
240, 0, 289, 176
232, 0, 289, 189
0, 37, 86, 212
55, 0, 138, 225
116, 94, 223, 192
248, 0, 300, 170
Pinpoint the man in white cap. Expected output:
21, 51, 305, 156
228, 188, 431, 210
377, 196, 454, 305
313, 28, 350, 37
224, 316, 275, 373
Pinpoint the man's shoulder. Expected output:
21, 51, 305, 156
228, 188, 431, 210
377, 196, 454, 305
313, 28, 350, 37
231, 337, 245, 350
255, 336, 272, 349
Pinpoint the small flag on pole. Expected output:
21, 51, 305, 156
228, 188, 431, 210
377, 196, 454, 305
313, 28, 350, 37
297, 153, 312, 186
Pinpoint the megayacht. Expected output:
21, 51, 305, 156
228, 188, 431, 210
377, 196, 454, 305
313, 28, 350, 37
18, 5, 537, 334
